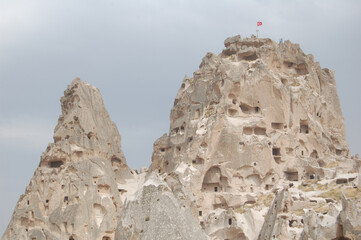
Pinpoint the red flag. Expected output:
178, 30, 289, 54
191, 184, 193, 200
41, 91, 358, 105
257, 21, 262, 26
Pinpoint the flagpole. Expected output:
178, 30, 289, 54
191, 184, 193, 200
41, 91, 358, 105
256, 21, 262, 38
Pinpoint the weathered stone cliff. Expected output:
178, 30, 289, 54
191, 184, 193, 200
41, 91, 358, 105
2, 79, 138, 240
2, 78, 208, 240
150, 35, 361, 239
2, 35, 361, 240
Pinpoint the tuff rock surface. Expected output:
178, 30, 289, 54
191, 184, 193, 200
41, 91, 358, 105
2, 35, 361, 240
2, 79, 138, 240
150, 35, 361, 240
115, 173, 209, 240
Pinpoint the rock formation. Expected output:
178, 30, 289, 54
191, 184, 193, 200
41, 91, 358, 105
1, 79, 139, 240
258, 189, 285, 240
2, 35, 361, 240
150, 35, 361, 239
1, 78, 208, 240
115, 173, 209, 240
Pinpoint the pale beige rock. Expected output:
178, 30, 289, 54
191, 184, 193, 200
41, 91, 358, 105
258, 189, 285, 240
301, 205, 341, 240
2, 35, 361, 240
1, 78, 208, 240
150, 35, 358, 240
340, 191, 361, 239
2, 79, 136, 240
115, 173, 209, 240
203, 208, 263, 240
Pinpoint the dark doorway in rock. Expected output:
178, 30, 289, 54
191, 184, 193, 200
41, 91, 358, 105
300, 120, 309, 134
49, 160, 64, 168
284, 171, 299, 181
272, 148, 281, 156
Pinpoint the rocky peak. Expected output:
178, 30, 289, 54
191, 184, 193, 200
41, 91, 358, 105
2, 36, 361, 240
40, 78, 128, 171
152, 35, 349, 175
54, 78, 125, 159
2, 79, 135, 240
150, 35, 356, 239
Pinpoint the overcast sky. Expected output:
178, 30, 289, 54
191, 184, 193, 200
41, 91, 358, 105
1, 0, 360, 234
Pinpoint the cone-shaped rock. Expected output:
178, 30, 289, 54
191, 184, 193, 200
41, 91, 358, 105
2, 79, 135, 240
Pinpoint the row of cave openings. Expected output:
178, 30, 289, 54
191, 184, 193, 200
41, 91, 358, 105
227, 94, 313, 135
283, 166, 357, 183
283, 170, 356, 184
200, 166, 278, 195
271, 145, 319, 164
198, 167, 328, 194
45, 156, 123, 169
242, 120, 309, 137
270, 143, 345, 164
199, 166, 339, 194
240, 120, 311, 164
25, 195, 72, 211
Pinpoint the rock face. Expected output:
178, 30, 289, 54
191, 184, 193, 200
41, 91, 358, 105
2, 79, 136, 240
150, 35, 360, 239
2, 78, 209, 240
340, 191, 361, 239
151, 35, 349, 180
2, 35, 361, 240
115, 173, 209, 240
257, 189, 285, 240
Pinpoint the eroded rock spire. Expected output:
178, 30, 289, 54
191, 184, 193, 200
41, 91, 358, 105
3, 35, 361, 240
2, 79, 135, 240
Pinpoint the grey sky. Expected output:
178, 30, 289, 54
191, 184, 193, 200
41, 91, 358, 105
1, 0, 360, 234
